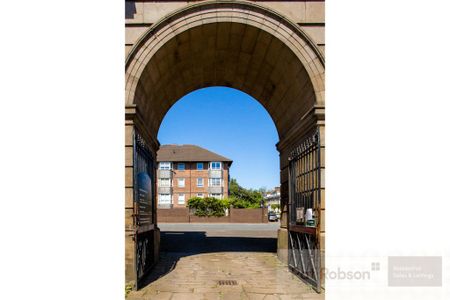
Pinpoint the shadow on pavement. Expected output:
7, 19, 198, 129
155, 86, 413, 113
139, 231, 277, 288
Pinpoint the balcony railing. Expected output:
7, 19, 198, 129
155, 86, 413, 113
157, 186, 173, 194
208, 169, 223, 178
208, 186, 223, 194
157, 169, 173, 179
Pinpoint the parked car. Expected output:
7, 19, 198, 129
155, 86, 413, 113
268, 211, 278, 222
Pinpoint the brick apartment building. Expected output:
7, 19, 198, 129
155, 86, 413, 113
156, 145, 232, 208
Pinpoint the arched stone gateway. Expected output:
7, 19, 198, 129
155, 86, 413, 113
125, 0, 325, 292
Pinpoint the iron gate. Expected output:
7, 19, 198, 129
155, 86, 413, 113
133, 130, 156, 289
288, 128, 322, 292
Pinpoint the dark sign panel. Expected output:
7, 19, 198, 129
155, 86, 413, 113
136, 172, 153, 226
134, 130, 156, 287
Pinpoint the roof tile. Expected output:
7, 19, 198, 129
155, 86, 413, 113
157, 144, 233, 164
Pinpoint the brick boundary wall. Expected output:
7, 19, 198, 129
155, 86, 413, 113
157, 208, 269, 223
190, 215, 230, 223
230, 208, 268, 223
157, 208, 190, 223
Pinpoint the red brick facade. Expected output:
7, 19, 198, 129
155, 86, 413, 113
156, 145, 232, 208
157, 161, 231, 208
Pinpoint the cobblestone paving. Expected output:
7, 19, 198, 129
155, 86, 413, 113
127, 251, 324, 300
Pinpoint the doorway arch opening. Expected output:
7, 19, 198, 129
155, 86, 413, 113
157, 86, 280, 192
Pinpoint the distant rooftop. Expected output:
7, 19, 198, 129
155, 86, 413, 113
157, 144, 233, 164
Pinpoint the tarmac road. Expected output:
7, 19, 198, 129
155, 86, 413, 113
159, 222, 280, 254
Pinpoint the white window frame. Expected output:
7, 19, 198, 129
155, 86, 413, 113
178, 163, 185, 170
159, 178, 171, 187
197, 162, 203, 170
210, 178, 221, 187
197, 193, 204, 198
178, 178, 185, 187
159, 162, 172, 170
210, 193, 223, 199
210, 162, 221, 170
197, 177, 203, 187
158, 193, 171, 204
178, 193, 185, 204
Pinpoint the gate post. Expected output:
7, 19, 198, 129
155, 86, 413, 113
318, 121, 325, 289
125, 106, 136, 287
125, 105, 161, 289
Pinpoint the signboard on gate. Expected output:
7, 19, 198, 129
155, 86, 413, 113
136, 172, 153, 226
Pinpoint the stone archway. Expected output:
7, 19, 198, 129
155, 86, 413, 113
125, 0, 325, 289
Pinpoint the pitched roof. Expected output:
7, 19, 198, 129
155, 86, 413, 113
157, 144, 232, 164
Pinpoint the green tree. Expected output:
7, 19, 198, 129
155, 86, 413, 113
228, 178, 264, 208
257, 186, 268, 194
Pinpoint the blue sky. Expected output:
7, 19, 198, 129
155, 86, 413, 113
157, 87, 279, 190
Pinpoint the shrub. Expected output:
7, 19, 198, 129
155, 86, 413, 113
187, 197, 229, 217
227, 197, 259, 209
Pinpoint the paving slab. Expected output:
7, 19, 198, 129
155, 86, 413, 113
127, 224, 324, 299
128, 252, 323, 300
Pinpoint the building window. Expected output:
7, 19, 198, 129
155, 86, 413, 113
159, 194, 171, 204
210, 162, 221, 170
197, 193, 204, 198
178, 178, 185, 187
159, 162, 171, 170
210, 193, 222, 199
197, 162, 203, 170
178, 163, 185, 170
210, 178, 221, 187
197, 177, 203, 187
159, 178, 171, 187
178, 193, 185, 204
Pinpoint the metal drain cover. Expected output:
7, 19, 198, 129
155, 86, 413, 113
217, 280, 238, 286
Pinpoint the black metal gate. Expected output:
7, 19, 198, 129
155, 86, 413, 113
288, 128, 322, 292
133, 130, 156, 289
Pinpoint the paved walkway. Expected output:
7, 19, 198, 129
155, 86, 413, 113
127, 223, 323, 300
